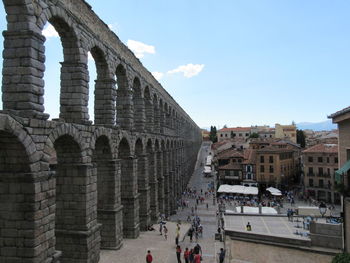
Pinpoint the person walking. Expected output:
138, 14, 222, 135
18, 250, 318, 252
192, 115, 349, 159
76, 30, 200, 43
218, 248, 225, 263
146, 250, 153, 263
189, 249, 194, 263
176, 245, 182, 263
188, 227, 193, 242
194, 253, 201, 263
184, 247, 190, 263
163, 225, 168, 240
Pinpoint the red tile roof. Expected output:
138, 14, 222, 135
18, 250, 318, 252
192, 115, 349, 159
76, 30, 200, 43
218, 127, 251, 132
216, 148, 244, 159
303, 143, 338, 154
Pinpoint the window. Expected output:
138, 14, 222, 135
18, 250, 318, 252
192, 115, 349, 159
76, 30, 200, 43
247, 173, 252, 180
308, 156, 313, 163
269, 165, 274, 173
246, 133, 249, 137
335, 157, 338, 163
269, 156, 274, 163
260, 156, 265, 163
239, 133, 242, 137
308, 167, 313, 175
225, 134, 228, 137
246, 165, 252, 172
318, 157, 323, 163
260, 165, 265, 173
309, 178, 314, 187
238, 159, 242, 163
318, 167, 323, 176
319, 179, 324, 188
327, 157, 330, 163
232, 159, 236, 163
220, 134, 223, 137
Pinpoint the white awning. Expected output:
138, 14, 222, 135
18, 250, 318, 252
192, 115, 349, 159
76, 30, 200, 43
204, 166, 212, 173
217, 184, 258, 195
266, 187, 282, 195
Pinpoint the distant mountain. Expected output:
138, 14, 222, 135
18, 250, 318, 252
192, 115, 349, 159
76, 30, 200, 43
297, 120, 337, 131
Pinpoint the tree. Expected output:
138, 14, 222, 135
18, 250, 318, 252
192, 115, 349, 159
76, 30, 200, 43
223, 124, 228, 128
209, 126, 217, 143
332, 253, 350, 263
249, 132, 259, 139
296, 129, 306, 148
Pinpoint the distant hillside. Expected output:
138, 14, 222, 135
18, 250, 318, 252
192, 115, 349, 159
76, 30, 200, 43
297, 120, 336, 131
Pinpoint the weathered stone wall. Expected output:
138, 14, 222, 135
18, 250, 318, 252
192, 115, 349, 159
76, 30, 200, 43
0, 0, 202, 262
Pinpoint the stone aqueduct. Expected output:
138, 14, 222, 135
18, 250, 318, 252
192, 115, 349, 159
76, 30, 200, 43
0, 0, 202, 262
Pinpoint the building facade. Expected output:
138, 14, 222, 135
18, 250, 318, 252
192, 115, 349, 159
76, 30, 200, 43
275, 123, 297, 143
302, 144, 340, 204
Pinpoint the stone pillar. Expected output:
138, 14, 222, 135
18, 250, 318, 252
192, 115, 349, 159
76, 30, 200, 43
137, 155, 151, 230
55, 163, 100, 262
116, 87, 134, 130
163, 150, 170, 216
94, 78, 116, 126
134, 96, 146, 132
145, 100, 154, 133
148, 152, 159, 221
2, 30, 48, 120
154, 104, 161, 133
157, 151, 165, 215
97, 160, 123, 249
160, 108, 166, 134
59, 61, 90, 124
0, 171, 60, 262
120, 157, 140, 238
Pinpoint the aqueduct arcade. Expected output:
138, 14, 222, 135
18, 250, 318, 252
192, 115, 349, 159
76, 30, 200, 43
0, 0, 202, 262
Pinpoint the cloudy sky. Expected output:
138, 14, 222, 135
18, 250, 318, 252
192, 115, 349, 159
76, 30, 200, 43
1, 1, 350, 129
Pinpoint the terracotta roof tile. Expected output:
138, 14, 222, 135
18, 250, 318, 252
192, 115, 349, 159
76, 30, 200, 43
218, 127, 251, 132
303, 143, 338, 153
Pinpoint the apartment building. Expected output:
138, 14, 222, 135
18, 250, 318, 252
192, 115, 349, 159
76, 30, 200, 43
303, 143, 340, 204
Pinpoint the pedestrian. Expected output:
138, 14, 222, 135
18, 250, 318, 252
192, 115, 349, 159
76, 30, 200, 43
189, 249, 194, 263
194, 243, 202, 255
194, 253, 201, 263
246, 222, 252, 231
163, 225, 168, 240
159, 221, 163, 235
146, 250, 153, 263
188, 227, 193, 242
176, 245, 182, 263
206, 203, 209, 210
184, 247, 190, 263
218, 248, 225, 263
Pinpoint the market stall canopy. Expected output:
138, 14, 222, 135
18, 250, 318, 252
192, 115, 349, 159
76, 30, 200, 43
217, 184, 258, 195
266, 187, 282, 196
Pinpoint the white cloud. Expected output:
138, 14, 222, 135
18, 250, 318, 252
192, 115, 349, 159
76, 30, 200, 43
43, 24, 59, 39
127, 39, 155, 58
152, 71, 164, 81
167, 63, 205, 78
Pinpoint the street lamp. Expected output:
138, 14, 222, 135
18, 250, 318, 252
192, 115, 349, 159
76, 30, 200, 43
319, 202, 327, 218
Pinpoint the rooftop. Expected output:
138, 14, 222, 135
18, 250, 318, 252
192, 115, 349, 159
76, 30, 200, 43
218, 127, 251, 132
303, 143, 338, 154
328, 106, 350, 119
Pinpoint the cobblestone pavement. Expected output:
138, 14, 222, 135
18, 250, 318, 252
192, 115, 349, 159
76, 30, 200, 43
100, 143, 223, 262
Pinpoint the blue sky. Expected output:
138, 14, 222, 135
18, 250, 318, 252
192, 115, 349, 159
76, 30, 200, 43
1, 1, 350, 129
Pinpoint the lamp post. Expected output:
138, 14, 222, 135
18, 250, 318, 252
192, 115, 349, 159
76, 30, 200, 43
319, 202, 327, 218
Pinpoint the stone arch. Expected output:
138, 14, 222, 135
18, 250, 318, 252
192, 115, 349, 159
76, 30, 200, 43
118, 137, 140, 238
39, 10, 89, 124
92, 134, 121, 249
116, 64, 133, 130
133, 77, 145, 132
88, 44, 116, 125
0, 128, 42, 262
144, 86, 154, 132
52, 134, 100, 261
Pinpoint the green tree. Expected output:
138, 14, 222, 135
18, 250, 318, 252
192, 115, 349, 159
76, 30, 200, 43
296, 129, 306, 148
209, 126, 217, 143
332, 253, 350, 263
249, 132, 259, 139
223, 124, 228, 128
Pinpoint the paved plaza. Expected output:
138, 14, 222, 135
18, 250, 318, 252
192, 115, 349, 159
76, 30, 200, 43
225, 215, 310, 240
